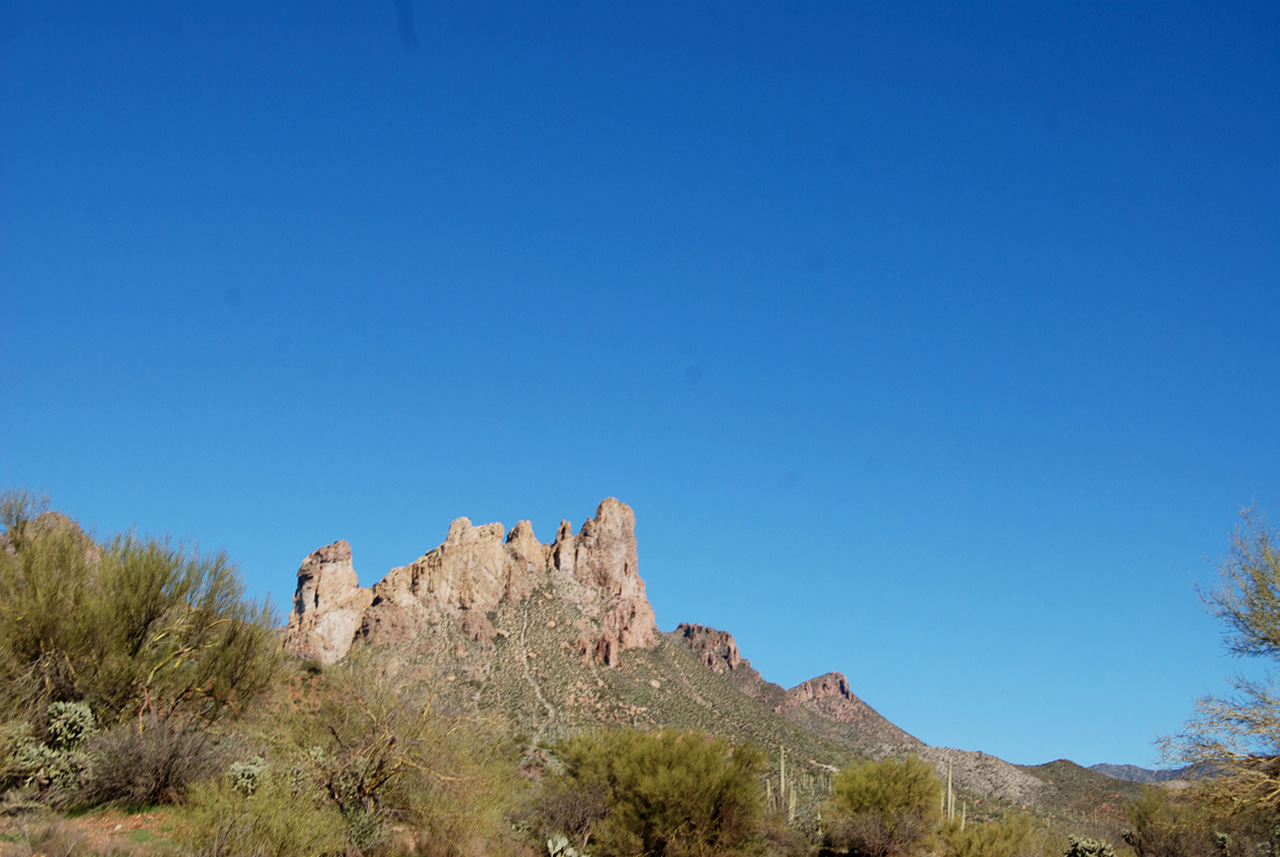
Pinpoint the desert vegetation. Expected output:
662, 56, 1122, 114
4, 491, 1280, 857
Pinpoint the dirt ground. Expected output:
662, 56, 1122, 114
0, 807, 181, 856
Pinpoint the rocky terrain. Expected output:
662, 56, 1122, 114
282, 497, 1127, 812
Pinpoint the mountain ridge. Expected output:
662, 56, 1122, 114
281, 497, 1134, 812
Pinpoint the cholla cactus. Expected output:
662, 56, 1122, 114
229, 757, 268, 796
46, 701, 95, 752
1065, 835, 1117, 857
547, 833, 590, 857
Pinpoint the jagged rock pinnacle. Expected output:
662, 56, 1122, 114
282, 498, 657, 666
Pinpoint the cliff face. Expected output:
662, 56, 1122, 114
282, 498, 657, 666
281, 540, 373, 663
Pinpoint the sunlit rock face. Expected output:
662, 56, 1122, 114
282, 498, 657, 666
281, 540, 373, 664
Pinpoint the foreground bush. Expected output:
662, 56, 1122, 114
0, 491, 279, 729
1121, 786, 1238, 857
184, 772, 348, 857
83, 715, 224, 807
270, 655, 518, 857
544, 729, 765, 857
826, 756, 942, 857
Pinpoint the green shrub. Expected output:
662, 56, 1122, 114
1121, 787, 1217, 857
1, 702, 97, 805
0, 491, 280, 729
827, 756, 942, 857
546, 728, 765, 857
0, 719, 35, 789
183, 772, 347, 857
283, 655, 519, 857
947, 815, 1043, 857
15, 741, 92, 802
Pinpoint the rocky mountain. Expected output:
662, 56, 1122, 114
282, 498, 1126, 812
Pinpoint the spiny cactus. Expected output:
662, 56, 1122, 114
46, 701, 96, 752
547, 833, 590, 857
1065, 835, 1117, 857
229, 757, 268, 796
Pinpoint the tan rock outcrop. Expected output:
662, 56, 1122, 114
283, 499, 657, 667
676, 623, 746, 674
281, 540, 373, 663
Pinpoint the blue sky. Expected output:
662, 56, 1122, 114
2, 1, 1277, 768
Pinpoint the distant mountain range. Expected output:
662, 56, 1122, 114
1088, 763, 1196, 784
282, 497, 1147, 818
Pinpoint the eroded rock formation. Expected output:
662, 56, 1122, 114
677, 623, 745, 673
283, 498, 657, 666
281, 540, 373, 663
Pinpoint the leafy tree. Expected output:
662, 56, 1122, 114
547, 728, 766, 857
0, 490, 279, 727
826, 755, 942, 857
1166, 507, 1280, 812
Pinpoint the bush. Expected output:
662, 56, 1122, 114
545, 728, 766, 857
1121, 788, 1217, 857
183, 772, 347, 857
827, 756, 942, 857
0, 491, 279, 729
82, 715, 224, 806
0, 702, 97, 805
0, 719, 36, 789
282, 655, 519, 857
947, 815, 1044, 857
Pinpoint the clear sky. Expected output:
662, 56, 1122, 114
2, 2, 1277, 768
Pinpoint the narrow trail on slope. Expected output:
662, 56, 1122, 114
671, 645, 714, 711
519, 602, 556, 744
